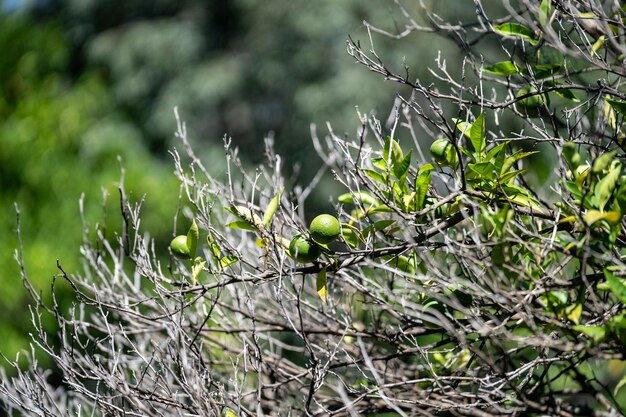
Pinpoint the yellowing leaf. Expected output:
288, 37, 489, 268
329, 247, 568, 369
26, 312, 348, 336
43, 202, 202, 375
317, 267, 328, 301
565, 303, 583, 324
191, 260, 206, 285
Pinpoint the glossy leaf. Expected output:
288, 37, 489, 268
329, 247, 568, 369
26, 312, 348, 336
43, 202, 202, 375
226, 221, 259, 231
533, 64, 561, 79
605, 269, 626, 304
494, 23, 536, 44
365, 169, 387, 185
606, 97, 626, 117
263, 188, 283, 228
393, 149, 412, 184
483, 61, 520, 76
539, 0, 552, 27
187, 219, 199, 259
469, 113, 486, 155
317, 266, 328, 301
572, 325, 606, 343
191, 260, 205, 284
593, 161, 620, 210
415, 166, 433, 211
219, 255, 238, 269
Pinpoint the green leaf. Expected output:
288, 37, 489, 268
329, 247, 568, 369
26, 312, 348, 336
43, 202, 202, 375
383, 136, 404, 168
187, 219, 199, 259
614, 374, 626, 397
606, 97, 626, 116
565, 303, 583, 324
592, 149, 618, 174
494, 23, 537, 43
386, 254, 416, 274
371, 157, 387, 171
365, 169, 387, 184
226, 221, 259, 231
393, 149, 412, 184
453, 118, 473, 141
468, 161, 496, 179
415, 166, 433, 211
363, 219, 396, 237
224, 409, 238, 417
572, 325, 606, 343
592, 35, 605, 56
219, 255, 238, 269
317, 266, 328, 301
482, 61, 520, 76
469, 113, 486, 155
501, 151, 538, 174
605, 269, 626, 304
583, 210, 621, 226
485, 142, 507, 173
263, 188, 283, 228
533, 64, 561, 79
539, 0, 552, 27
191, 260, 206, 284
552, 88, 580, 102
499, 168, 527, 184
593, 161, 621, 210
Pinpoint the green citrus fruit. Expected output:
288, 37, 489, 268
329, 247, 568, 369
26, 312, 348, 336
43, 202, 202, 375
515, 86, 548, 116
430, 138, 456, 166
170, 235, 191, 259
289, 234, 321, 263
309, 214, 341, 244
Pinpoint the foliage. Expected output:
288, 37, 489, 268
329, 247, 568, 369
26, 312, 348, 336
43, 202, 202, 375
3, 1, 626, 416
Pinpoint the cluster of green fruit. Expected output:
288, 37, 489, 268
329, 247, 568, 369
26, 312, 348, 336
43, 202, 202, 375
289, 214, 341, 263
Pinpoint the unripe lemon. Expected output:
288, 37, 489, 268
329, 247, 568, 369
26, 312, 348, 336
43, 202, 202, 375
170, 235, 191, 259
430, 139, 454, 165
515, 86, 548, 116
309, 214, 341, 244
289, 234, 321, 263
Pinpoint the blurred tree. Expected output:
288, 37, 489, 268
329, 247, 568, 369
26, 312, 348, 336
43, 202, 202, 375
0, 14, 180, 362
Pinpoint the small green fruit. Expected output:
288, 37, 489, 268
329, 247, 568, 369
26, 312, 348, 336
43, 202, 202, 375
430, 139, 457, 166
170, 235, 191, 259
309, 214, 341, 244
289, 234, 321, 263
515, 86, 549, 117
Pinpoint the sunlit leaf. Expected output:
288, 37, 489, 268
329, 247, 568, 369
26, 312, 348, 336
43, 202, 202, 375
482, 61, 520, 76
317, 266, 328, 301
605, 269, 626, 304
606, 97, 626, 117
219, 255, 238, 269
592, 35, 605, 56
533, 64, 561, 79
593, 161, 620, 210
415, 166, 433, 211
469, 113, 486, 155
494, 22, 537, 44
365, 168, 387, 184
393, 149, 412, 184
191, 260, 205, 285
263, 188, 283, 228
226, 221, 258, 231
539, 0, 552, 27
572, 324, 606, 343
565, 303, 582, 324
187, 219, 199, 259
592, 149, 617, 174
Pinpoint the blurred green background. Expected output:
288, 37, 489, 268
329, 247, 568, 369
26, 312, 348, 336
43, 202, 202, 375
0, 1, 453, 363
